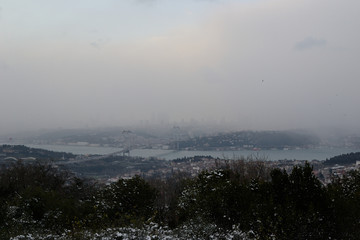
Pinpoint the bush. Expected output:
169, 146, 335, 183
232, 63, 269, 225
99, 175, 158, 226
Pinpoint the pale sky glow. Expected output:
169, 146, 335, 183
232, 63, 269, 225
1, 0, 360, 134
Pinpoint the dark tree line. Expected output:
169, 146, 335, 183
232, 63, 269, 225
1, 160, 360, 239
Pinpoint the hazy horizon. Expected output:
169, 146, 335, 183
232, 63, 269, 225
1, 0, 360, 135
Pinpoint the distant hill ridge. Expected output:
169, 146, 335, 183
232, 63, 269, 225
171, 130, 320, 150
324, 152, 360, 165
0, 144, 75, 161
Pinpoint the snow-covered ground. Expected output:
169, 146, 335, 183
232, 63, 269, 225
10, 222, 256, 240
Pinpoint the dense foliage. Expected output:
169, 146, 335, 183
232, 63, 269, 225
1, 160, 360, 239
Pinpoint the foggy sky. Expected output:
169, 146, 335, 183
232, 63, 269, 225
1, 0, 360, 134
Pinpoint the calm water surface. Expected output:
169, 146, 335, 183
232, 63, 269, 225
26, 144, 360, 161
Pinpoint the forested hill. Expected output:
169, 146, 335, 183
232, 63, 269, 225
324, 152, 360, 165
0, 145, 75, 161
172, 131, 320, 150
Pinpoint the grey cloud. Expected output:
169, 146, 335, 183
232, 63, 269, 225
90, 42, 99, 48
295, 37, 327, 50
134, 0, 216, 4
0, 60, 8, 70
90, 38, 107, 49
134, 0, 158, 5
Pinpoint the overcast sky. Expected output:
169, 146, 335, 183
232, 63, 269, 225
1, 0, 359, 134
